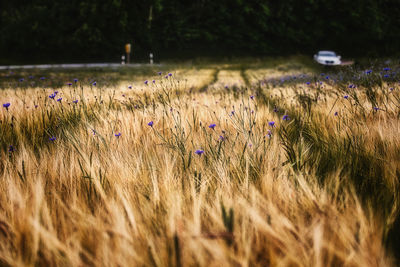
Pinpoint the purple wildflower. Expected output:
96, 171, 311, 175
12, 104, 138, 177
195, 149, 204, 155
334, 111, 338, 116
19, 78, 24, 82
144, 80, 148, 85
269, 121, 275, 127
168, 73, 172, 77
344, 95, 349, 99
158, 71, 162, 75
3, 103, 10, 109
373, 107, 379, 111
49, 136, 56, 141
92, 81, 97, 86
366, 70, 372, 74
57, 98, 62, 102
128, 85, 132, 89
384, 67, 391, 71
250, 95, 254, 100
115, 132, 121, 137
40, 77, 45, 80
209, 123, 216, 129
8, 145, 14, 152
67, 82, 72, 86
282, 115, 290, 121
74, 78, 78, 83
73, 100, 78, 104
148, 121, 154, 127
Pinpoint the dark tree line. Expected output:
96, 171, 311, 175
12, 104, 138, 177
1, 0, 399, 63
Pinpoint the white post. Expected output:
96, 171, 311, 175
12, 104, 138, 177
149, 53, 153, 65
121, 55, 125, 65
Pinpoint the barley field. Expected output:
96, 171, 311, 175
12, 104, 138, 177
0, 57, 399, 266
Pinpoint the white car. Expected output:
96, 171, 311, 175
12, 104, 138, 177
314, 51, 341, 65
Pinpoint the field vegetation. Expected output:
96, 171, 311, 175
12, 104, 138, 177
0, 57, 399, 266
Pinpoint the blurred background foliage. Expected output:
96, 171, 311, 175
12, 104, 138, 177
0, 0, 399, 64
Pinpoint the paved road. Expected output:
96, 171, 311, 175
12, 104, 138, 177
0, 63, 159, 70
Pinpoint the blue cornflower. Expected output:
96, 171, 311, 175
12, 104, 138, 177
269, 121, 275, 127
334, 111, 338, 116
366, 70, 372, 74
219, 135, 225, 141
49, 94, 56, 99
3, 103, 10, 109
384, 74, 389, 78
209, 123, 216, 129
384, 67, 391, 71
306, 82, 310, 85
74, 78, 78, 83
57, 98, 62, 102
250, 95, 254, 100
195, 149, 204, 155
273, 107, 278, 112
92, 81, 97, 86
67, 82, 72, 86
373, 107, 379, 111
282, 115, 290, 121
54, 91, 59, 95
168, 73, 172, 77
230, 111, 235, 116
144, 80, 148, 85
349, 84, 354, 88
115, 132, 121, 137
152, 80, 156, 84
326, 76, 329, 79
224, 85, 229, 89
19, 78, 24, 82
8, 145, 14, 152
148, 121, 154, 127
49, 136, 56, 141
29, 76, 34, 79
40, 77, 45, 80
158, 71, 162, 75
344, 95, 349, 99
128, 85, 132, 89
73, 100, 78, 104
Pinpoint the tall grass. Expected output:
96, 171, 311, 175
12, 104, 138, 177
0, 61, 398, 266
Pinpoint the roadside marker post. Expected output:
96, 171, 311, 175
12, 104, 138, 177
125, 43, 131, 64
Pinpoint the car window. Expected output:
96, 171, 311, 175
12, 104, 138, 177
319, 52, 336, 57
